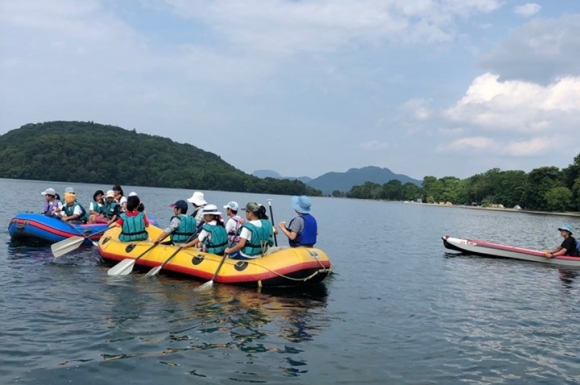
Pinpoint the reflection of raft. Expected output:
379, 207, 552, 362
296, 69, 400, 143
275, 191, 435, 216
8, 212, 109, 245
98, 225, 333, 287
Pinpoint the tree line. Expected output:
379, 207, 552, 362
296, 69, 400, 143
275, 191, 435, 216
343, 154, 580, 212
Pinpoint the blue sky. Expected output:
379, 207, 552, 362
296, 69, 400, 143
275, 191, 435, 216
1, 0, 579, 181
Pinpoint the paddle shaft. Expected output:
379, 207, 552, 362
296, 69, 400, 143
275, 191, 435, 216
146, 229, 201, 276
267, 199, 278, 247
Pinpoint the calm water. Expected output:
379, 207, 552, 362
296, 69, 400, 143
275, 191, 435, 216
2, 178, 580, 384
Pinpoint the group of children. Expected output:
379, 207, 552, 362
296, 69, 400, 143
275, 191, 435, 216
41, 186, 318, 260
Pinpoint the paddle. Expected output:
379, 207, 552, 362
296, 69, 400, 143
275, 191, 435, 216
145, 230, 200, 277
107, 233, 169, 276
194, 235, 239, 291
266, 199, 278, 247
51, 224, 115, 258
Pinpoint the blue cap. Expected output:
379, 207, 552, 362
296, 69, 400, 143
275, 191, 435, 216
558, 224, 573, 234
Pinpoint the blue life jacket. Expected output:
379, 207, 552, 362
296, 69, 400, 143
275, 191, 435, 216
171, 215, 196, 244
241, 220, 274, 256
201, 224, 228, 255
119, 212, 148, 242
289, 214, 317, 247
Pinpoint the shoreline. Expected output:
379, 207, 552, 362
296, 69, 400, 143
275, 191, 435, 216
403, 201, 580, 218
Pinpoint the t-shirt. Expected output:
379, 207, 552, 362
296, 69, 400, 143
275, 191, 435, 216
198, 220, 218, 243
225, 216, 242, 236
288, 216, 305, 235
561, 237, 578, 256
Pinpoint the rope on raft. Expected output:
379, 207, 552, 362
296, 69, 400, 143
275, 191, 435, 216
246, 254, 335, 283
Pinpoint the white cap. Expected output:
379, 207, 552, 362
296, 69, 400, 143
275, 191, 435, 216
202, 204, 221, 216
128, 191, 138, 197
41, 188, 56, 196
187, 191, 207, 206
105, 190, 115, 198
223, 201, 239, 211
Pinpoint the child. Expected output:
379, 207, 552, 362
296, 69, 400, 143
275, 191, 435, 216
180, 204, 228, 255
154, 200, 196, 244
41, 187, 62, 217
116, 196, 149, 242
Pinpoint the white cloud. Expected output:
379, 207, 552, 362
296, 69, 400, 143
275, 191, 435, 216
479, 15, 580, 84
162, 0, 502, 53
444, 73, 580, 131
401, 98, 433, 121
503, 136, 557, 156
438, 136, 495, 152
360, 140, 389, 151
513, 3, 541, 18
438, 127, 464, 136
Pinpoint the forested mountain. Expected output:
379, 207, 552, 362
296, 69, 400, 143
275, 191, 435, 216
0, 121, 322, 196
308, 166, 421, 194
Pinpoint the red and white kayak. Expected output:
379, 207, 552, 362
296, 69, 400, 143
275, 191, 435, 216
442, 236, 580, 267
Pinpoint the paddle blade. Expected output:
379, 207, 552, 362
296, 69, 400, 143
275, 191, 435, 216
194, 280, 214, 292
107, 259, 136, 276
92, 241, 99, 247
145, 265, 163, 277
51, 237, 85, 258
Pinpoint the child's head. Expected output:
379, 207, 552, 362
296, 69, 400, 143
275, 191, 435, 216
127, 195, 140, 211
170, 200, 188, 215
202, 204, 221, 223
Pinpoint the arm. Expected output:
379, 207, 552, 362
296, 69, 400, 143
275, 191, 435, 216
225, 237, 246, 254
155, 218, 179, 243
63, 206, 83, 222
278, 222, 297, 240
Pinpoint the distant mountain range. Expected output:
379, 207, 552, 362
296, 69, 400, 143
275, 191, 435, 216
252, 169, 313, 184
252, 166, 422, 194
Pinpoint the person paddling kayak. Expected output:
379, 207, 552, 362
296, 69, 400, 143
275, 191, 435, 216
544, 224, 579, 258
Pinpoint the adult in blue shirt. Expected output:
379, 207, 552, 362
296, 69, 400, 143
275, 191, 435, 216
277, 195, 317, 248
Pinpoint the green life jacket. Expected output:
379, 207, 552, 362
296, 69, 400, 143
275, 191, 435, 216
63, 202, 88, 223
171, 215, 196, 243
92, 200, 105, 215
241, 220, 274, 256
105, 201, 119, 219
201, 223, 228, 255
119, 212, 148, 242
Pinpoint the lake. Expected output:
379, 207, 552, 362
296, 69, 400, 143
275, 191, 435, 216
2, 178, 580, 384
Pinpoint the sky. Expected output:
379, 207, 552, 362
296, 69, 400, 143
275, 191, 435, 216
1, 0, 579, 181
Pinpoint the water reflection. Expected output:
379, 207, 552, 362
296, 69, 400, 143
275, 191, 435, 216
96, 279, 330, 379
558, 268, 579, 289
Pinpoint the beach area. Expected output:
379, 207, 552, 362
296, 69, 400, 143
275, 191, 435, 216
404, 201, 580, 218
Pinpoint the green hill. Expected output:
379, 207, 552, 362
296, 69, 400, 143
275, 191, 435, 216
0, 121, 322, 196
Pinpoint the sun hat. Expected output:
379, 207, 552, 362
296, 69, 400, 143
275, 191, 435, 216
169, 200, 188, 212
105, 190, 115, 198
291, 195, 312, 214
223, 201, 239, 211
187, 191, 207, 206
558, 224, 573, 234
128, 191, 138, 197
41, 188, 56, 196
64, 187, 75, 194
244, 202, 260, 213
202, 204, 221, 216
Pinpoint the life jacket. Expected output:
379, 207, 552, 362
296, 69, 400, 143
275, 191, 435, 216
571, 236, 580, 257
289, 214, 317, 247
104, 201, 120, 219
241, 220, 274, 256
170, 215, 196, 244
201, 223, 228, 255
63, 202, 88, 223
119, 212, 148, 242
227, 216, 242, 243
43, 199, 60, 216
91, 200, 105, 215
